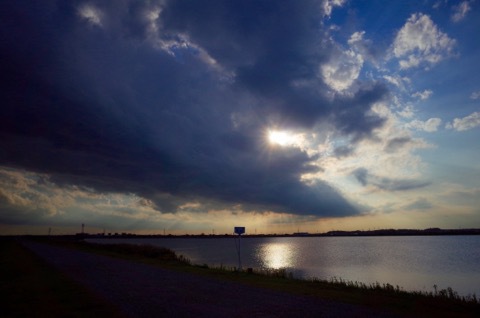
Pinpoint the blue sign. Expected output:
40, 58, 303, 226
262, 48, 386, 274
234, 227, 245, 235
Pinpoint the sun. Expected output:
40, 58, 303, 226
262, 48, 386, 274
268, 130, 296, 146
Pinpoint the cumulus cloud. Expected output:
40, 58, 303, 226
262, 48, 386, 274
0, 167, 67, 222
470, 91, 480, 100
392, 13, 456, 69
348, 31, 380, 64
383, 75, 411, 91
451, 1, 471, 22
446, 112, 480, 131
321, 48, 364, 92
320, 31, 376, 93
406, 118, 442, 132
433, 1, 446, 9
396, 104, 415, 119
412, 90, 433, 100
322, 0, 347, 18
78, 3, 104, 27
1, 0, 390, 220
0, 166, 168, 229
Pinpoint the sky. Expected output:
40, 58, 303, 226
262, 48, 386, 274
1, 0, 479, 235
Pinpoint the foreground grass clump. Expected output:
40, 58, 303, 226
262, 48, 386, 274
312, 276, 479, 305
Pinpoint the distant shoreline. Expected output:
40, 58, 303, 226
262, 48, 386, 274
9, 227, 479, 239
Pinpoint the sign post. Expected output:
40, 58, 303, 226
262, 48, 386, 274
234, 226, 245, 270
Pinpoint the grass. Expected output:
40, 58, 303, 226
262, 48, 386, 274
21, 238, 480, 317
0, 238, 125, 317
192, 265, 480, 317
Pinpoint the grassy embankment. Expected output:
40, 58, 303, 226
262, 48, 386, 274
0, 238, 125, 317
4, 237, 480, 317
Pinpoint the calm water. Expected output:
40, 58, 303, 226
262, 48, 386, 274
89, 236, 480, 296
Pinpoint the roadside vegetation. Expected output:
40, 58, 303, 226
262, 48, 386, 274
8, 237, 480, 317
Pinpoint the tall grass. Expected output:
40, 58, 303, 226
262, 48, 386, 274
191, 262, 479, 305
313, 276, 479, 305
200, 260, 479, 305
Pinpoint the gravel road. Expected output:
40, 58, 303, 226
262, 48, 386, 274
23, 241, 397, 317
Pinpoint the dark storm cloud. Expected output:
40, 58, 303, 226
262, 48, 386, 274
352, 168, 431, 191
0, 0, 387, 218
332, 84, 387, 140
161, 0, 387, 132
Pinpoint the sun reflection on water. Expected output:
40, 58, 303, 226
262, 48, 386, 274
258, 243, 296, 269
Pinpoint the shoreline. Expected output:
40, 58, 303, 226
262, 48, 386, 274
5, 227, 480, 239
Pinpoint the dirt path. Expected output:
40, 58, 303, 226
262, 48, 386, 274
23, 241, 397, 317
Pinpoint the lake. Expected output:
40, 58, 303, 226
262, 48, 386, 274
88, 235, 480, 297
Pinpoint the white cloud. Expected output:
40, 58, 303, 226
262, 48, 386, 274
433, 1, 447, 9
406, 118, 442, 132
347, 31, 381, 66
78, 4, 103, 27
383, 75, 411, 91
446, 112, 480, 131
348, 31, 370, 55
321, 49, 364, 92
0, 168, 68, 217
309, 101, 437, 216
143, 6, 162, 38
392, 13, 456, 69
0, 166, 171, 230
141, 6, 228, 76
348, 31, 365, 46
323, 0, 347, 18
321, 31, 372, 92
397, 104, 415, 119
412, 89, 433, 100
451, 1, 471, 22
470, 91, 480, 100
316, 102, 432, 183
